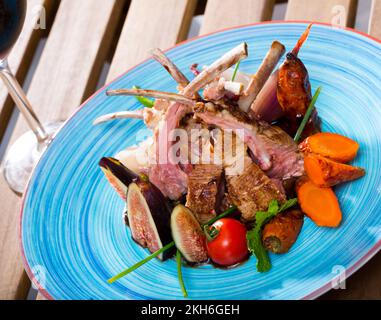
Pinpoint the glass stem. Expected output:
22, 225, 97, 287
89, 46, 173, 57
0, 58, 48, 143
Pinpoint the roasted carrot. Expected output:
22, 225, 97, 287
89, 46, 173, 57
299, 132, 359, 163
304, 153, 365, 187
296, 178, 342, 227
262, 209, 304, 254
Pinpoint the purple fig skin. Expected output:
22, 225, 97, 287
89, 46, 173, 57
99, 157, 139, 188
100, 157, 175, 259
129, 180, 175, 260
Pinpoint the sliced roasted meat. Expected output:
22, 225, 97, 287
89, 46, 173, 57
226, 160, 286, 221
258, 124, 305, 179
148, 102, 192, 200
185, 164, 223, 224
196, 107, 272, 170
195, 105, 304, 179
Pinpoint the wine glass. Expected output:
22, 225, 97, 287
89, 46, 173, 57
0, 0, 62, 195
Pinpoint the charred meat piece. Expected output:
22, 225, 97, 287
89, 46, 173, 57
262, 209, 304, 253
226, 161, 286, 221
282, 177, 297, 199
185, 164, 223, 224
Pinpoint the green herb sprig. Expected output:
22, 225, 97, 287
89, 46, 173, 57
294, 86, 322, 143
231, 61, 241, 82
107, 241, 175, 284
107, 206, 237, 287
176, 250, 188, 298
246, 199, 297, 273
204, 205, 237, 226
132, 85, 154, 108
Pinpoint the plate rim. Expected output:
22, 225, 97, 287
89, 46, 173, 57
18, 20, 381, 300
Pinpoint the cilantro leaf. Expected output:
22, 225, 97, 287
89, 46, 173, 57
247, 226, 272, 272
279, 198, 298, 213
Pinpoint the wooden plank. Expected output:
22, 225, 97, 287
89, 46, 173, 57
0, 0, 55, 143
200, 0, 276, 35
285, 0, 358, 27
369, 0, 381, 39
322, 252, 381, 300
107, 0, 197, 82
0, 0, 124, 300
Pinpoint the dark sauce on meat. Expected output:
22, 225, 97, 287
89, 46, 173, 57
273, 108, 321, 140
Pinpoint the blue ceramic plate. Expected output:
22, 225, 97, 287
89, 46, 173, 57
21, 22, 381, 300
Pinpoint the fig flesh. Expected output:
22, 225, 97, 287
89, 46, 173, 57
99, 157, 138, 201
127, 181, 174, 260
171, 205, 208, 263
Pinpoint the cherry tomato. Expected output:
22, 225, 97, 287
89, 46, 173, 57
206, 218, 248, 266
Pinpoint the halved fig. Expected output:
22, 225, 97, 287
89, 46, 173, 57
127, 181, 174, 260
99, 157, 138, 201
171, 205, 208, 263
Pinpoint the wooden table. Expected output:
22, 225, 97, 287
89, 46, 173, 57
1, 0, 380, 300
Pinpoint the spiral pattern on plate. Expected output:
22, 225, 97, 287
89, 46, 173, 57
21, 22, 381, 300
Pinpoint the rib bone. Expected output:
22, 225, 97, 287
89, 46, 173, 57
93, 110, 144, 125
239, 41, 285, 112
182, 42, 248, 98
106, 89, 196, 106
151, 48, 190, 87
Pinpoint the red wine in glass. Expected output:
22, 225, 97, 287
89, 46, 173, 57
0, 0, 63, 194
0, 0, 27, 59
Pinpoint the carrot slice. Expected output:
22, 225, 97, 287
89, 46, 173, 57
299, 132, 359, 163
304, 153, 365, 187
297, 178, 342, 227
